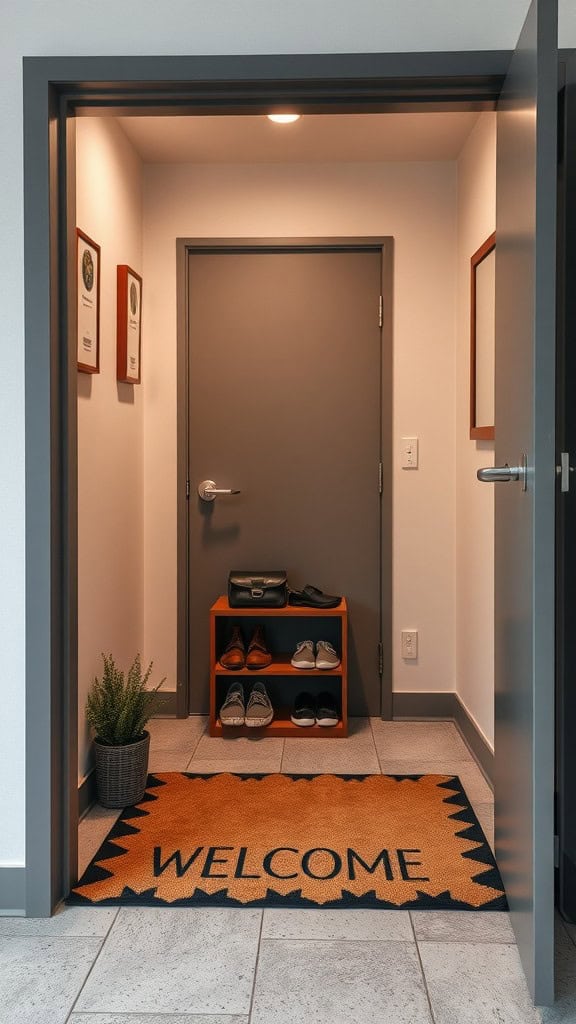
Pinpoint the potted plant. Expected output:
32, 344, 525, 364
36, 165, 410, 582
86, 653, 164, 808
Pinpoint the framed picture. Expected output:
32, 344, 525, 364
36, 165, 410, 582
470, 232, 496, 441
76, 229, 100, 373
117, 265, 142, 383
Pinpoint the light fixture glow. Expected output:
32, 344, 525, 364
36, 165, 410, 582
267, 113, 301, 124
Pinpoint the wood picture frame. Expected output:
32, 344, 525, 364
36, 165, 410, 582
117, 264, 142, 384
469, 234, 496, 442
76, 228, 100, 373
470, 232, 496, 441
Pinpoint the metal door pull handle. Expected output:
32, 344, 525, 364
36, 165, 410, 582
198, 479, 241, 502
477, 465, 519, 482
477, 455, 528, 491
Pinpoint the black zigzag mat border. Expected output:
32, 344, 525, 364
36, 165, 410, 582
68, 772, 507, 911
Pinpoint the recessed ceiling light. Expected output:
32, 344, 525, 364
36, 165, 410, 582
267, 113, 301, 124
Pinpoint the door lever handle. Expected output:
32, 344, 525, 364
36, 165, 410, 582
198, 479, 241, 502
477, 465, 519, 482
477, 455, 527, 491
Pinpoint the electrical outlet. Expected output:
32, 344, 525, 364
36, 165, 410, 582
401, 437, 419, 469
401, 629, 418, 660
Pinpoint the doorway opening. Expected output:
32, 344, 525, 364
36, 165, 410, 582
73, 108, 497, 891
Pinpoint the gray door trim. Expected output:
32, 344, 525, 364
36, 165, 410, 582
176, 237, 393, 720
0, 868, 26, 916
21, 51, 512, 917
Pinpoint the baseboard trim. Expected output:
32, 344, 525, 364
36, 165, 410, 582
0, 866, 25, 914
392, 691, 457, 720
155, 691, 177, 716
78, 769, 97, 820
453, 694, 494, 785
392, 691, 494, 785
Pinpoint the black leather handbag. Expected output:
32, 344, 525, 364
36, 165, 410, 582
228, 571, 288, 608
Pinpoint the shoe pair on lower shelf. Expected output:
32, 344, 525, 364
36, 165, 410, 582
220, 624, 271, 670
220, 681, 273, 727
291, 640, 340, 670
291, 691, 339, 728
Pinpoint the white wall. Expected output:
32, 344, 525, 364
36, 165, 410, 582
455, 113, 497, 747
76, 118, 144, 781
142, 160, 458, 697
3, 0, 575, 867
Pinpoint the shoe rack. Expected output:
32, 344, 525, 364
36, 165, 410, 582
209, 596, 348, 738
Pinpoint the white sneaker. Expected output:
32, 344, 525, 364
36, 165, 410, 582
291, 640, 316, 670
315, 641, 340, 670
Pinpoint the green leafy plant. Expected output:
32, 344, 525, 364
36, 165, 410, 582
86, 653, 165, 746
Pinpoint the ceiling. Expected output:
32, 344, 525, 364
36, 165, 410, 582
116, 112, 481, 165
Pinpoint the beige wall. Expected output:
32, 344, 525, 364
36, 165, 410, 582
75, 128, 496, 761
76, 118, 144, 780
141, 160, 458, 699
455, 113, 497, 747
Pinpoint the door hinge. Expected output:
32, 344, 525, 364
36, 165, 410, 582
557, 452, 573, 493
554, 834, 560, 869
186, 478, 190, 499
378, 461, 383, 495
378, 295, 383, 329
378, 641, 384, 676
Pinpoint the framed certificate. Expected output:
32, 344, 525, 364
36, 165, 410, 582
117, 265, 142, 384
76, 229, 100, 373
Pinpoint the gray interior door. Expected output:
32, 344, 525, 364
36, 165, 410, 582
186, 245, 386, 718
492, 0, 558, 1005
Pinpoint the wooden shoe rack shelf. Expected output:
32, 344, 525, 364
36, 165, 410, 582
209, 596, 348, 738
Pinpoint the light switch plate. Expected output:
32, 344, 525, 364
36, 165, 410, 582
401, 629, 418, 660
401, 437, 419, 469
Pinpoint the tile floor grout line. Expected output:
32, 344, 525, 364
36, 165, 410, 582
246, 909, 265, 1024
61, 935, 109, 1024
368, 716, 385, 774
254, 934, 419, 943
408, 910, 438, 1024
149, 715, 208, 773
63, 910, 124, 1023
67, 1013, 251, 1018
179, 717, 209, 771
186, 716, 209, 768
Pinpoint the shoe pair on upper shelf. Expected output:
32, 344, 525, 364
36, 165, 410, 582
288, 585, 341, 609
220, 681, 273, 727
291, 691, 339, 728
220, 624, 271, 670
291, 640, 340, 671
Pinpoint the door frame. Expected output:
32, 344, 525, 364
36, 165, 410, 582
23, 51, 516, 917
176, 237, 394, 720
555, 51, 576, 921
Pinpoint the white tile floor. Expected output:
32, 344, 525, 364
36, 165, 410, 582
3, 718, 574, 1023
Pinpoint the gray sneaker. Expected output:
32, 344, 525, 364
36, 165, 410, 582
315, 641, 340, 670
219, 681, 245, 726
245, 681, 274, 727
291, 640, 316, 670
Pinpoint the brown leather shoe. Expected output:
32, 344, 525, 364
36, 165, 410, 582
245, 625, 272, 669
219, 624, 246, 670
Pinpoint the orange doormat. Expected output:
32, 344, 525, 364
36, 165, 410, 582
69, 773, 506, 911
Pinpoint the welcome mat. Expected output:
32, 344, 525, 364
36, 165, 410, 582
70, 772, 506, 910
